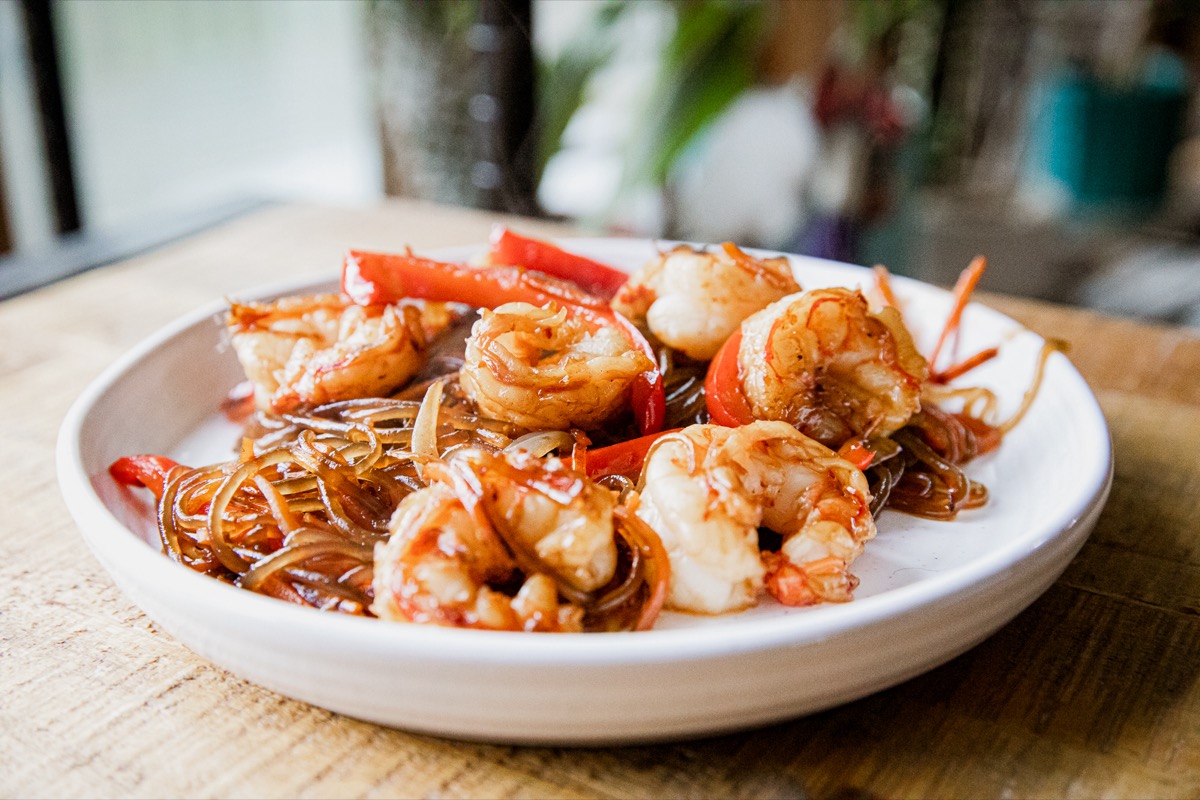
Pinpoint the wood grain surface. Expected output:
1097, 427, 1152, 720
2, 200, 1197, 799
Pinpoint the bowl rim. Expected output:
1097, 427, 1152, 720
56, 237, 1114, 668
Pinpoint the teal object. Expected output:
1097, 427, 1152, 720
1041, 75, 1186, 208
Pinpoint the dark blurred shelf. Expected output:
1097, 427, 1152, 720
0, 197, 271, 301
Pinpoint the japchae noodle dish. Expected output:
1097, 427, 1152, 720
111, 227, 1057, 632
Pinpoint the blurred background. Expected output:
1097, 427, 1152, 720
3, 0, 1200, 326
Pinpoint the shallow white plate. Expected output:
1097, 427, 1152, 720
58, 239, 1111, 744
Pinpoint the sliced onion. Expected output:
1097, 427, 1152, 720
411, 380, 444, 461
505, 430, 574, 458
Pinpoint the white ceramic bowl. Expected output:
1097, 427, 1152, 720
58, 240, 1111, 744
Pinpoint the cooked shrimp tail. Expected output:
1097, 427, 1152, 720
228, 293, 458, 413
372, 447, 669, 631
635, 421, 875, 613
738, 288, 929, 447
460, 301, 654, 431
612, 243, 800, 361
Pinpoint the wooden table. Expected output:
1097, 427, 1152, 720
3, 200, 1198, 798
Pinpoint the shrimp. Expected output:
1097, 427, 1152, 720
635, 421, 875, 614
738, 288, 928, 447
612, 243, 800, 361
477, 448, 619, 594
459, 301, 654, 431
372, 448, 667, 631
228, 293, 458, 414
370, 481, 561, 630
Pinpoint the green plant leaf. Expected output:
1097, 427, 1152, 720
623, 1, 766, 190
535, 2, 625, 179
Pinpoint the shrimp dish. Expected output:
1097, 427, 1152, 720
110, 227, 1057, 631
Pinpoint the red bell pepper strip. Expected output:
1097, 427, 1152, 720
342, 249, 666, 434
488, 225, 630, 300
109, 454, 181, 501
343, 248, 579, 310
584, 429, 680, 480
704, 328, 755, 427
835, 440, 875, 470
